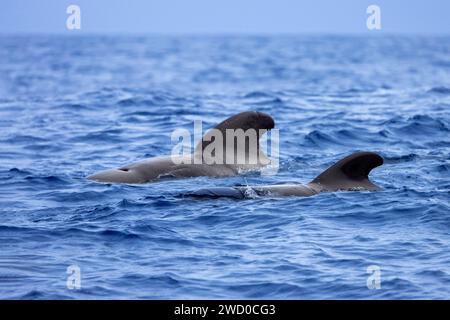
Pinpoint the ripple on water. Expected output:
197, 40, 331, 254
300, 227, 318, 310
0, 35, 450, 299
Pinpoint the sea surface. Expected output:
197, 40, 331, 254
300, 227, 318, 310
0, 35, 449, 299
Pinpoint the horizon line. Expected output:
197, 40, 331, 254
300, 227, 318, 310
1, 31, 450, 37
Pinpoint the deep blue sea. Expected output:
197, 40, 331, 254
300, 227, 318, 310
0, 35, 449, 299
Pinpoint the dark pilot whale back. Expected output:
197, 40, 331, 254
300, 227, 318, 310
311, 151, 383, 192
87, 111, 275, 184
196, 110, 274, 166
187, 151, 384, 198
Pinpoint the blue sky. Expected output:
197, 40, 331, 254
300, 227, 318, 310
0, 0, 449, 34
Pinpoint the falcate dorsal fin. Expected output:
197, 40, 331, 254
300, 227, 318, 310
310, 151, 383, 191
194, 111, 275, 166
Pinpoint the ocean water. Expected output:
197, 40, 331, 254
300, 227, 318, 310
0, 35, 449, 299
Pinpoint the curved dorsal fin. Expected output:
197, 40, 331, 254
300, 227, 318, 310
310, 151, 383, 191
195, 111, 275, 166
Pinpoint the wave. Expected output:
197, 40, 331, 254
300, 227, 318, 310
428, 86, 450, 94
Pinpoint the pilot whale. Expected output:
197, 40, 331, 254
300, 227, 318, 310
186, 151, 384, 198
87, 111, 275, 184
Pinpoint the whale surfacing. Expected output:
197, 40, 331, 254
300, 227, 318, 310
87, 111, 275, 184
187, 151, 384, 198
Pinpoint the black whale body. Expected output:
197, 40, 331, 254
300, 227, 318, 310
186, 151, 384, 198
87, 111, 275, 184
